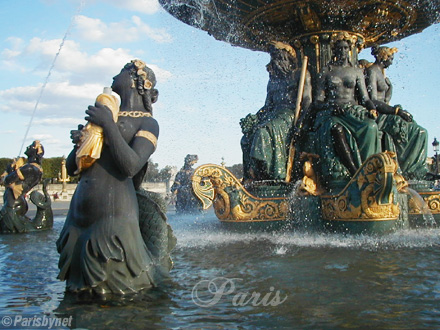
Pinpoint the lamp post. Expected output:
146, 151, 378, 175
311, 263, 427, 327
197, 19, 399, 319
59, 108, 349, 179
433, 138, 439, 175
59, 157, 70, 193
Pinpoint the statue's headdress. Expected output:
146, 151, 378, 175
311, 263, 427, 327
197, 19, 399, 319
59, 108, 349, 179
125, 59, 156, 94
184, 154, 199, 165
371, 46, 398, 61
32, 140, 44, 155
270, 41, 297, 58
330, 32, 358, 49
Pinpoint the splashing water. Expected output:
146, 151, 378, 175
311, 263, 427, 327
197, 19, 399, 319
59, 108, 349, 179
405, 187, 437, 227
17, 0, 87, 156
170, 210, 440, 252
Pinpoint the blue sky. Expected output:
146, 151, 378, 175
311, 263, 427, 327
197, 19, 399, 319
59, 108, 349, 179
1, 0, 439, 169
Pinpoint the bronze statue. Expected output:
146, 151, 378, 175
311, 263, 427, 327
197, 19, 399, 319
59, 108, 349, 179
365, 46, 429, 180
171, 154, 201, 213
57, 60, 175, 295
0, 141, 53, 233
312, 33, 381, 184
242, 42, 312, 181
240, 113, 259, 182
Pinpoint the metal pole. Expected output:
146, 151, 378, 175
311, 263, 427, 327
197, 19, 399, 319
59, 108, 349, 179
436, 151, 439, 175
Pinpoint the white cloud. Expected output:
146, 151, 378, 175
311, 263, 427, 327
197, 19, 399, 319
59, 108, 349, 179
33, 117, 84, 127
0, 130, 16, 135
31, 133, 55, 141
5, 37, 24, 50
0, 29, 173, 139
74, 15, 172, 44
0, 82, 102, 118
29, 134, 64, 150
0, 74, 171, 118
1, 37, 26, 71
148, 64, 173, 82
2, 37, 24, 59
1, 37, 172, 85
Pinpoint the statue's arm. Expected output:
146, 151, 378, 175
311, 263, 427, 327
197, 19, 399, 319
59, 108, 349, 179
301, 71, 312, 110
366, 68, 392, 113
372, 74, 411, 121
65, 124, 84, 176
356, 70, 375, 111
3, 170, 21, 186
313, 71, 327, 110
366, 68, 378, 102
66, 148, 78, 176
85, 103, 159, 177
107, 117, 158, 178
384, 77, 392, 104
365, 72, 412, 120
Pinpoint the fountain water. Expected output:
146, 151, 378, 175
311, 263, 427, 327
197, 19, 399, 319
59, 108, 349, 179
18, 0, 86, 157
405, 187, 437, 227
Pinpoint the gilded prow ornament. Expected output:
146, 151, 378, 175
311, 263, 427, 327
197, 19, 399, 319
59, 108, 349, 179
191, 152, 407, 227
192, 164, 289, 222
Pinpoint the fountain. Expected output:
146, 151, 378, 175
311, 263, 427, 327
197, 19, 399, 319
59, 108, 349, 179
160, 0, 440, 233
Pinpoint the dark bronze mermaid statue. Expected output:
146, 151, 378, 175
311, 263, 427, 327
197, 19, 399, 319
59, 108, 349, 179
56, 60, 176, 295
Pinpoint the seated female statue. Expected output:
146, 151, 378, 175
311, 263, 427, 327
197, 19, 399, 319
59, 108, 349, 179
366, 46, 429, 180
57, 60, 172, 295
313, 32, 381, 185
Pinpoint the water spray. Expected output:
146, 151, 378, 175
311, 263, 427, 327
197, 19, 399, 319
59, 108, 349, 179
17, 0, 87, 157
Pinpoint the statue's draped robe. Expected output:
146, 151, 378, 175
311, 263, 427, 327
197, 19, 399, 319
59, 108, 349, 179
313, 105, 381, 183
377, 114, 428, 180
249, 107, 295, 180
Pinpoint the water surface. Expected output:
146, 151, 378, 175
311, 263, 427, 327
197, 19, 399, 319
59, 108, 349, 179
0, 211, 439, 329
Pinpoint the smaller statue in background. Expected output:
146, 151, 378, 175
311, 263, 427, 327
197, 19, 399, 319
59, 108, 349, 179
0, 141, 53, 233
171, 154, 202, 213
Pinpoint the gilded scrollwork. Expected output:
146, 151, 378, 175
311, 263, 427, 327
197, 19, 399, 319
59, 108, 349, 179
408, 192, 440, 214
321, 151, 402, 221
192, 164, 289, 222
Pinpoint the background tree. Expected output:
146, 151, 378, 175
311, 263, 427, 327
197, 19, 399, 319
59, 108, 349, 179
226, 163, 243, 179
42, 157, 64, 180
0, 158, 13, 173
158, 165, 173, 182
144, 160, 160, 182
